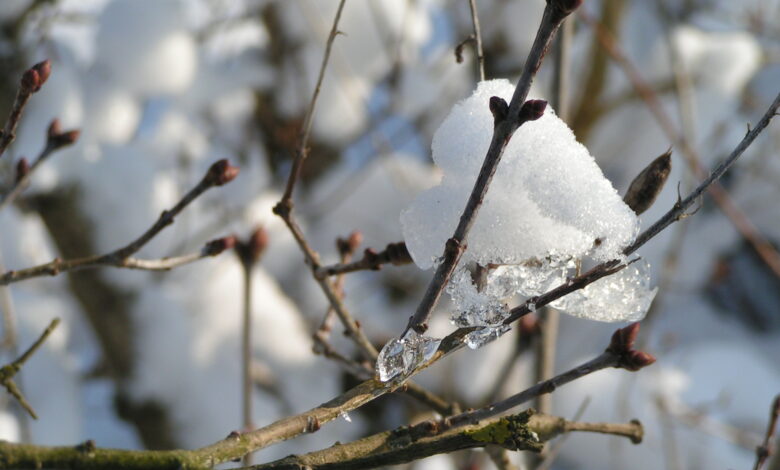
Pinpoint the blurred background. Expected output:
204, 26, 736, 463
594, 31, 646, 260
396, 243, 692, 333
0, 0, 778, 469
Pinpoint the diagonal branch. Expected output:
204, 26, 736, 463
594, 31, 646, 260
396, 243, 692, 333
404, 0, 582, 335
0, 318, 60, 419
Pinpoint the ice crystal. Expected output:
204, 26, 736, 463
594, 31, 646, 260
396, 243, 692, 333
376, 330, 441, 382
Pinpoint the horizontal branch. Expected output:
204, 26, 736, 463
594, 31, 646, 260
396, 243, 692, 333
314, 241, 412, 279
0, 160, 239, 286
253, 411, 641, 470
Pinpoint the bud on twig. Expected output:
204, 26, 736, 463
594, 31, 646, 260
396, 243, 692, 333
247, 227, 269, 263
203, 159, 240, 186
624, 149, 672, 215
489, 96, 509, 125
15, 157, 30, 184
203, 235, 238, 256
337, 231, 363, 257
606, 323, 656, 371
20, 60, 51, 93
548, 0, 584, 18
518, 99, 547, 122
47, 119, 80, 149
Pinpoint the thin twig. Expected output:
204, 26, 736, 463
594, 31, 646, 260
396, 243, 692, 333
0, 119, 80, 213
281, 0, 347, 203
0, 160, 240, 286
405, 0, 582, 336
579, 9, 780, 279
467, 0, 485, 81
0, 60, 51, 159
754, 395, 780, 470
274, 0, 379, 361
314, 241, 411, 279
0, 318, 60, 419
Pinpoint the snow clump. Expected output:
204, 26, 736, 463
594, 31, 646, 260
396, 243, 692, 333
401, 80, 656, 345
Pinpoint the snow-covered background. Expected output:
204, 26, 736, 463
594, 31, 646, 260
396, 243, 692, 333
0, 0, 778, 469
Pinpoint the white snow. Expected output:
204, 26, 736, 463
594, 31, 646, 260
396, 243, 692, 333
401, 80, 652, 327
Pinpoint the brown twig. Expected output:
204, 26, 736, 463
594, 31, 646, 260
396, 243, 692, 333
404, 0, 582, 336
0, 318, 60, 419
281, 0, 346, 203
0, 160, 240, 286
579, 8, 780, 279
312, 231, 361, 337
446, 323, 655, 428
234, 228, 268, 466
0, 119, 80, 212
754, 395, 780, 470
314, 241, 411, 279
467, 0, 485, 81
274, 0, 379, 361
0, 60, 51, 159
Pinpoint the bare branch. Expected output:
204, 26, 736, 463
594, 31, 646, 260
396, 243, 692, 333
467, 0, 485, 81
754, 395, 780, 470
405, 0, 582, 335
0, 318, 60, 419
314, 241, 412, 279
0, 160, 240, 286
0, 60, 51, 159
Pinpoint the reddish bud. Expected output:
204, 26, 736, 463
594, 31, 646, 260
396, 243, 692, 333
489, 96, 509, 125
32, 60, 51, 88
518, 314, 540, 338
518, 99, 547, 122
20, 60, 51, 93
46, 119, 80, 148
47, 119, 62, 138
20, 69, 40, 93
204, 159, 239, 186
608, 322, 640, 354
15, 157, 30, 184
247, 227, 269, 262
337, 231, 363, 256
204, 235, 238, 256
622, 351, 656, 371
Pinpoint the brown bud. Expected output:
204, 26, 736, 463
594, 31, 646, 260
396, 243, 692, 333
518, 99, 547, 122
623, 149, 672, 215
518, 313, 540, 338
15, 157, 30, 184
548, 0, 583, 17
247, 227, 269, 262
386, 241, 412, 266
32, 60, 51, 88
607, 322, 640, 354
20, 69, 40, 93
203, 235, 238, 256
20, 60, 51, 93
337, 231, 363, 256
489, 96, 509, 125
622, 351, 656, 371
204, 159, 240, 186
47, 119, 62, 138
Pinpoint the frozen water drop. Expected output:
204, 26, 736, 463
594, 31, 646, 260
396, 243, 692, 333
339, 411, 352, 423
376, 337, 406, 382
465, 324, 510, 349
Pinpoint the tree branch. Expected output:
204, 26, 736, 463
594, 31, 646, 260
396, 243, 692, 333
314, 241, 412, 279
404, 0, 582, 335
0, 60, 50, 159
0, 318, 60, 419
0, 160, 239, 286
754, 395, 780, 470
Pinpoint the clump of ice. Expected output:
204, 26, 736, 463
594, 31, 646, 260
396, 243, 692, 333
376, 330, 440, 382
400, 80, 655, 336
